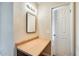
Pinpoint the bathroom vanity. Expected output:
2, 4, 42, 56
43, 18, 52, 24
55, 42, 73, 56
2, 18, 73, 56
16, 37, 51, 56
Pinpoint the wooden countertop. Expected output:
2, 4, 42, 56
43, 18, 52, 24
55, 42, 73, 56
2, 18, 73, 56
15, 35, 39, 46
16, 38, 50, 56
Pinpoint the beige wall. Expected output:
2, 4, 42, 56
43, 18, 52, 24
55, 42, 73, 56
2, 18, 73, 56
13, 2, 38, 42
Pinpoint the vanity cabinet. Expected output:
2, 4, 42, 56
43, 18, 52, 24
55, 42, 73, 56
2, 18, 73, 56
16, 38, 50, 56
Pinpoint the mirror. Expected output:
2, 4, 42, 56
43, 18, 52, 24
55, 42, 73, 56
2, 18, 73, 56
26, 12, 36, 33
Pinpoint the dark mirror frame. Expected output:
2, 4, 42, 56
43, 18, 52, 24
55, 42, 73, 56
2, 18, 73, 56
26, 12, 37, 33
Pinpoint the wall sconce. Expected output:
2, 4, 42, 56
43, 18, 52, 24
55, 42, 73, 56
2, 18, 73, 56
25, 3, 37, 15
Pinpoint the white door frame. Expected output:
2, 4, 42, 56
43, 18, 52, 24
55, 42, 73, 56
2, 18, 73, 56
51, 3, 75, 56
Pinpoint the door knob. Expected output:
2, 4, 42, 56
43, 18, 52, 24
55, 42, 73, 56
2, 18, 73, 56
53, 34, 56, 36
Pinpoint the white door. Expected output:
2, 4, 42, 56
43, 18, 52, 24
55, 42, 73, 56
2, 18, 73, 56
52, 4, 73, 56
